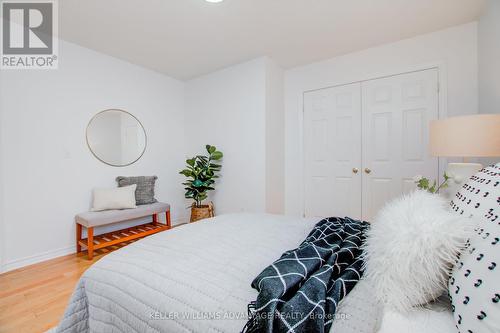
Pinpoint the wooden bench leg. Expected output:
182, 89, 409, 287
87, 227, 94, 260
166, 210, 171, 228
153, 213, 158, 223
76, 223, 82, 253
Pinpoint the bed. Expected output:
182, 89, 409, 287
377, 297, 455, 333
56, 213, 455, 333
57, 214, 320, 332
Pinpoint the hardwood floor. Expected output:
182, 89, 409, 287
0, 243, 132, 333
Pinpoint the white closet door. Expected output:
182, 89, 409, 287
304, 83, 362, 219
361, 69, 439, 221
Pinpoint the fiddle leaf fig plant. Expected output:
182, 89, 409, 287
180, 145, 223, 207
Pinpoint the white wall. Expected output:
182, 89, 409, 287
184, 57, 285, 215
477, 1, 500, 167
478, 0, 500, 115
284, 22, 479, 217
0, 39, 186, 272
184, 58, 268, 214
265, 59, 285, 214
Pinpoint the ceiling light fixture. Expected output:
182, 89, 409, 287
205, 0, 224, 3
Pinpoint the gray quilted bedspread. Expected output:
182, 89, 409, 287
56, 214, 321, 333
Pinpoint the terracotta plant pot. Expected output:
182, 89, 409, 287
190, 202, 215, 222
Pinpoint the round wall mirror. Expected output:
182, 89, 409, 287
86, 109, 147, 167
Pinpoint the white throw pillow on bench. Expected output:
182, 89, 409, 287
92, 184, 137, 211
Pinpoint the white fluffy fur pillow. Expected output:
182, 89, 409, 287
363, 190, 472, 313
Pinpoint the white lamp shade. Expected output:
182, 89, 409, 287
429, 114, 500, 157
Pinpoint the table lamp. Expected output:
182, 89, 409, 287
430, 114, 500, 198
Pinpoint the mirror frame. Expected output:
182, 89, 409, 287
86, 109, 148, 167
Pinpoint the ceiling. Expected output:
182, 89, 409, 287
59, 0, 485, 80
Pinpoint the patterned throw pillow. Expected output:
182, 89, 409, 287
116, 176, 158, 205
448, 163, 499, 333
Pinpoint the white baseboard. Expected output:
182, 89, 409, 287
1, 245, 75, 274
0, 216, 190, 274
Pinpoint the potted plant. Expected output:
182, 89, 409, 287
180, 145, 223, 222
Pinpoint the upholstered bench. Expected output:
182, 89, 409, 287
76, 202, 171, 259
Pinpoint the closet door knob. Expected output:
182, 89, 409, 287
352, 168, 359, 174
364, 168, 372, 174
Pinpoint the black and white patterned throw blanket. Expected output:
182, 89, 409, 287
243, 217, 369, 333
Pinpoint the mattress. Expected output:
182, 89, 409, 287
57, 213, 321, 332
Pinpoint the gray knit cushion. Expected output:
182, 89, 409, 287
116, 176, 158, 205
